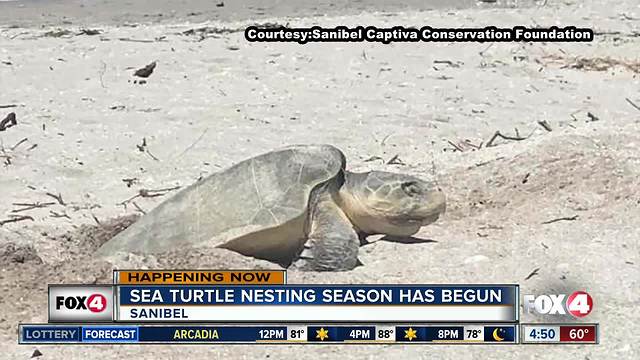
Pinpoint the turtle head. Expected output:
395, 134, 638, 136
339, 171, 446, 237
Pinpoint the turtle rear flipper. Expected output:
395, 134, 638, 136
290, 189, 360, 271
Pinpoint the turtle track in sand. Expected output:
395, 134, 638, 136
442, 132, 640, 223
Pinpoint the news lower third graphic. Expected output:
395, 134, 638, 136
18, 270, 599, 345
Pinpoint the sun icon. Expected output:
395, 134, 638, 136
404, 327, 417, 341
316, 327, 329, 341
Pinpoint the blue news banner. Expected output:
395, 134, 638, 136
114, 285, 518, 322
114, 284, 518, 322
117, 285, 518, 305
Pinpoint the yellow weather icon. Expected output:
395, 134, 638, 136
492, 328, 505, 341
404, 327, 417, 341
316, 327, 329, 341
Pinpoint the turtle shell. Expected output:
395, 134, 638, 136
96, 144, 346, 264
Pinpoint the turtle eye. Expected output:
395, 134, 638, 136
401, 181, 421, 196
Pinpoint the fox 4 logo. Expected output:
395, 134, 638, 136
524, 291, 593, 318
56, 294, 107, 313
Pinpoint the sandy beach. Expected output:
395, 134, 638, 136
1, 0, 639, 358
0, 0, 540, 27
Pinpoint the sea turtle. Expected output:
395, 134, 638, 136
96, 144, 446, 271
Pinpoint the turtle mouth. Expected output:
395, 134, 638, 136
388, 208, 443, 226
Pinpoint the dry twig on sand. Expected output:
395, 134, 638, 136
380, 133, 394, 146
485, 130, 529, 147
145, 150, 159, 161
625, 98, 640, 113
446, 140, 464, 152
446, 139, 483, 152
118, 186, 181, 206
177, 128, 208, 158
49, 210, 71, 219
10, 137, 28, 150
45, 192, 65, 205
132, 202, 146, 214
386, 154, 405, 165
91, 213, 102, 226
542, 215, 578, 224
478, 43, 493, 57
136, 137, 160, 161
0, 215, 34, 226
537, 120, 552, 132
136, 137, 147, 152
11, 202, 56, 213
525, 267, 540, 280
363, 156, 383, 163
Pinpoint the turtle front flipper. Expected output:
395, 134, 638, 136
290, 190, 360, 271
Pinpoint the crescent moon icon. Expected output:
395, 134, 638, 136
492, 328, 505, 341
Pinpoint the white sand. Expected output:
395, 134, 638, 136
0, 0, 639, 358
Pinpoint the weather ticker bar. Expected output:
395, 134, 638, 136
19, 324, 518, 344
